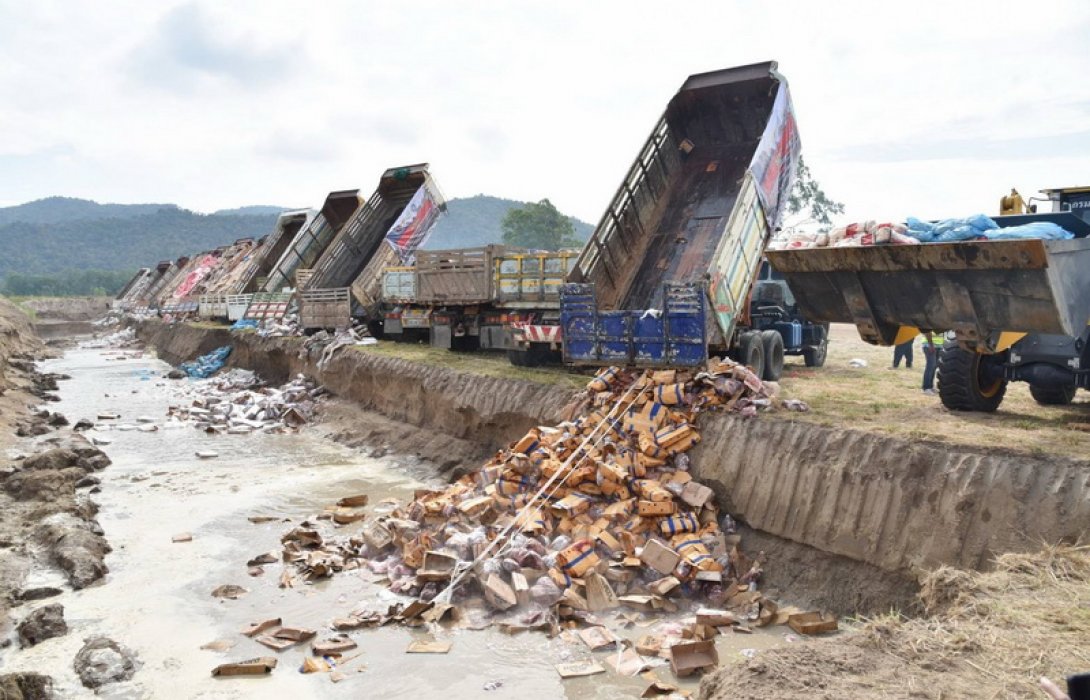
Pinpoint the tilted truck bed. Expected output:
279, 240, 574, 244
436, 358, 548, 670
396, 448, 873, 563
562, 61, 800, 366
766, 236, 1090, 350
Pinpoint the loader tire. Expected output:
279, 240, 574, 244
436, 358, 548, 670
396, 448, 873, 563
937, 344, 1007, 412
803, 324, 829, 368
1029, 384, 1076, 405
739, 332, 765, 380
760, 330, 785, 381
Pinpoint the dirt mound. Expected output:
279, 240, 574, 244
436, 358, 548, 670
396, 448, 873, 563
699, 544, 1090, 699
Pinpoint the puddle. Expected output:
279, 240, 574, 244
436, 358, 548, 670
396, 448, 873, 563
0, 348, 788, 698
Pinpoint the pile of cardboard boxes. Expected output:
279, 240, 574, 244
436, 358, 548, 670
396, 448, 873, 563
264, 358, 836, 682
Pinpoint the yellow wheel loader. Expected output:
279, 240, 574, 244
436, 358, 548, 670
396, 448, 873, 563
766, 187, 1090, 412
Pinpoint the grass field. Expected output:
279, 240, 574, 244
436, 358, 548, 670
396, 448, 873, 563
778, 324, 1090, 460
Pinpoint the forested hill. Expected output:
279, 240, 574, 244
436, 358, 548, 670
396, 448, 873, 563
0, 206, 281, 279
0, 194, 594, 283
0, 196, 179, 226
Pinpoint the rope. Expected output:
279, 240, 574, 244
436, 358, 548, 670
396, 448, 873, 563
435, 376, 643, 603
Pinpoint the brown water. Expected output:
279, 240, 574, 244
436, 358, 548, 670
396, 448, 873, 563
2, 348, 789, 699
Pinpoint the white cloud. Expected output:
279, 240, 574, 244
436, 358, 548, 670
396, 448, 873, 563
0, 0, 1087, 225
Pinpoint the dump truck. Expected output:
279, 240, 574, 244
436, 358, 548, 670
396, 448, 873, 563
297, 164, 445, 332
555, 60, 824, 378
380, 246, 578, 352
766, 187, 1090, 411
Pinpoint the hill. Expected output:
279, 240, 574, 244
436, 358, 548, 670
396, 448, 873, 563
212, 205, 290, 217
0, 196, 180, 226
0, 195, 593, 288
424, 195, 593, 249
0, 207, 279, 280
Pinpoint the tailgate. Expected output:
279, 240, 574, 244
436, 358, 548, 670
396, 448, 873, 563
766, 239, 1090, 348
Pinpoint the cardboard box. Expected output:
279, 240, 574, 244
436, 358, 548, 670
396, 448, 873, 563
211, 657, 277, 677
557, 540, 600, 578
483, 574, 517, 611
787, 611, 838, 635
669, 640, 719, 677
640, 539, 680, 575
638, 500, 676, 517
585, 571, 618, 611
551, 493, 592, 517
680, 481, 715, 509
417, 550, 458, 582
649, 575, 681, 596
659, 512, 699, 536
695, 608, 736, 627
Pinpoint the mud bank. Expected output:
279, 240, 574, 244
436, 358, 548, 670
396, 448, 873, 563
136, 320, 1090, 615
0, 298, 114, 686
19, 297, 111, 342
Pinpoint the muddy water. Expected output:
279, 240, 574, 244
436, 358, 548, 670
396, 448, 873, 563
3, 348, 788, 699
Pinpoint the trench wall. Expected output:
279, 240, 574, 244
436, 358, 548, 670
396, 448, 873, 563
136, 321, 1090, 587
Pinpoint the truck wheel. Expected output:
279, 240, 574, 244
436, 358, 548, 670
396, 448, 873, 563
739, 332, 765, 380
938, 344, 1007, 412
803, 339, 828, 367
1029, 384, 1076, 405
759, 330, 784, 381
507, 349, 528, 367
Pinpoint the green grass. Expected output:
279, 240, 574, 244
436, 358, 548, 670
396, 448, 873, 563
351, 341, 589, 390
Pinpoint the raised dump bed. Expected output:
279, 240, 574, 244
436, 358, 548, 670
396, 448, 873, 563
561, 61, 802, 368
244, 292, 294, 323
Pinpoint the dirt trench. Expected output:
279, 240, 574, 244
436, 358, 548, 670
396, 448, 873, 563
134, 320, 1090, 617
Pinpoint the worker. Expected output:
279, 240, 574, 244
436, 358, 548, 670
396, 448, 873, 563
921, 331, 945, 394
891, 337, 913, 369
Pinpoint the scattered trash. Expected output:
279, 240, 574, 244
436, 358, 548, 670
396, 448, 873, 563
556, 660, 606, 679
196, 451, 219, 459
848, 358, 868, 368
212, 657, 277, 677
168, 371, 323, 435
482, 680, 503, 691
669, 640, 719, 676
787, 611, 838, 635
241, 618, 281, 637
211, 584, 248, 600
172, 533, 193, 543
180, 346, 232, 379
200, 639, 235, 652
406, 639, 452, 654
300, 657, 332, 674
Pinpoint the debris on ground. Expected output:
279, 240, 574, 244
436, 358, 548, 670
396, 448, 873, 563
211, 657, 277, 677
166, 371, 324, 435
79, 328, 141, 350
261, 359, 823, 682
179, 346, 232, 379
16, 604, 67, 648
72, 637, 138, 689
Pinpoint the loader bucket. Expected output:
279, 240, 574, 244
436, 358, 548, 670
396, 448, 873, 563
766, 238, 1090, 349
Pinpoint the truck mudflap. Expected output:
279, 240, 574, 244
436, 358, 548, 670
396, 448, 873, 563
766, 238, 1090, 351
561, 283, 707, 367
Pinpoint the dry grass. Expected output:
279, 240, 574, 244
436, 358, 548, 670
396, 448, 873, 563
778, 324, 1090, 461
701, 545, 1090, 699
857, 544, 1090, 697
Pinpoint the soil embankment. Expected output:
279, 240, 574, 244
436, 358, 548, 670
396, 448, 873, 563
19, 297, 112, 341
0, 297, 114, 695
134, 319, 1090, 616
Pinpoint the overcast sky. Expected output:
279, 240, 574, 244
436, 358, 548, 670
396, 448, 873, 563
1, 0, 1088, 225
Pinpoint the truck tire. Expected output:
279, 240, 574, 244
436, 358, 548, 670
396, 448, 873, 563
803, 337, 828, 368
506, 349, 528, 367
937, 344, 1007, 412
1029, 384, 1077, 405
759, 330, 785, 381
739, 332, 765, 380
